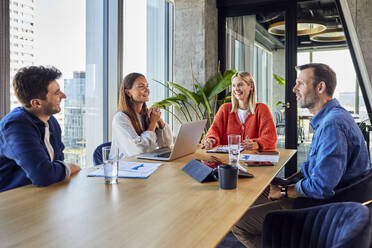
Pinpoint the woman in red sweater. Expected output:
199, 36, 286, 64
203, 71, 277, 150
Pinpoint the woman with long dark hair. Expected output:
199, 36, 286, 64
111, 73, 172, 157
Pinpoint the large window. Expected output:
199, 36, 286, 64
7, 0, 173, 168
226, 16, 274, 107
298, 49, 367, 119
252, 44, 272, 104
9, 0, 90, 167
122, 0, 173, 120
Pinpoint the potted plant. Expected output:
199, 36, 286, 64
152, 69, 236, 134
273, 73, 286, 109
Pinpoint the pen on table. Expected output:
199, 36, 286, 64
131, 164, 144, 170
241, 154, 250, 160
237, 163, 248, 172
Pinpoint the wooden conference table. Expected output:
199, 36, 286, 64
0, 148, 296, 248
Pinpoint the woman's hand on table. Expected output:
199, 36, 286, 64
203, 138, 216, 150
242, 139, 259, 150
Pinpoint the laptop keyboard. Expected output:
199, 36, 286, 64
157, 151, 171, 158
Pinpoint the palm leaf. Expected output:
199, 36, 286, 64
223, 95, 232, 103
163, 94, 187, 102
153, 99, 181, 109
273, 74, 285, 85
217, 95, 232, 106
168, 82, 202, 105
195, 84, 212, 115
203, 72, 223, 98
206, 69, 236, 99
273, 100, 285, 108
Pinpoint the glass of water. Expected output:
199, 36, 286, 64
102, 146, 118, 184
228, 134, 241, 166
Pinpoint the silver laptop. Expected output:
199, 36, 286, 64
136, 119, 207, 161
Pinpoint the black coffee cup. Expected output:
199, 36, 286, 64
212, 164, 238, 190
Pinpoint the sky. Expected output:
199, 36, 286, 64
34, 0, 86, 80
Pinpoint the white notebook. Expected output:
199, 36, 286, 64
207, 145, 244, 153
87, 161, 162, 179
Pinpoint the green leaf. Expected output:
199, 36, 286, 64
152, 100, 172, 108
203, 72, 223, 98
206, 69, 236, 99
223, 69, 236, 80
168, 82, 202, 105
223, 95, 232, 103
164, 94, 187, 102
273, 101, 285, 108
273, 74, 285, 85
152, 99, 181, 109
195, 84, 212, 115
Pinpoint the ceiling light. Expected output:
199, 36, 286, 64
309, 28, 345, 42
268, 20, 327, 36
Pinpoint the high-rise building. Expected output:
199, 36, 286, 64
63, 71, 86, 166
9, 0, 36, 110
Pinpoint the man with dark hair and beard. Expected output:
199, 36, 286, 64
0, 66, 81, 192
232, 63, 372, 248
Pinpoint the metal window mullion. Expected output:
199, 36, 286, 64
0, 0, 10, 119
103, 0, 109, 141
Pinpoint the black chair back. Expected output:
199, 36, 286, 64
293, 169, 372, 209
262, 202, 372, 248
93, 142, 112, 166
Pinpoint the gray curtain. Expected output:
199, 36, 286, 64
0, 0, 10, 119
225, 15, 256, 72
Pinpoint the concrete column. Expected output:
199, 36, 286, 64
345, 0, 372, 105
173, 0, 218, 88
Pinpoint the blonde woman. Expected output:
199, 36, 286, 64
111, 73, 173, 158
203, 72, 277, 150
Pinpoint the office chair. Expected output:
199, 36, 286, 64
292, 169, 372, 209
93, 141, 112, 166
274, 110, 285, 136
262, 202, 372, 248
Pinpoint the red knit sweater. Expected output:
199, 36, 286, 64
204, 103, 277, 150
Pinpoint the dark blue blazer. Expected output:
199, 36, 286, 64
0, 107, 66, 192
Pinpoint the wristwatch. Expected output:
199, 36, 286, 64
280, 186, 288, 198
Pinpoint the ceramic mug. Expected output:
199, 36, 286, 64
212, 164, 238, 190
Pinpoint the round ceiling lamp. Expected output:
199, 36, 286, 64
309, 28, 345, 42
268, 20, 327, 36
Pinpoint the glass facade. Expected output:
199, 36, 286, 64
6, 0, 173, 168
123, 0, 173, 115
9, 0, 36, 110
63, 71, 86, 166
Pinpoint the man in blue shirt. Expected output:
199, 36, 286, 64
0, 66, 81, 192
232, 63, 372, 247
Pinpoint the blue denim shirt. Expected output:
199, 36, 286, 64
295, 99, 372, 199
0, 107, 67, 192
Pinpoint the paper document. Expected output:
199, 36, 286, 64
87, 161, 162, 179
207, 145, 244, 153
240, 154, 280, 163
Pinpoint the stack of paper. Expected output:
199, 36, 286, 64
240, 154, 280, 163
207, 145, 244, 153
87, 161, 162, 179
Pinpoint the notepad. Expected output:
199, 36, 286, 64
87, 161, 162, 179
207, 145, 244, 153
240, 154, 280, 163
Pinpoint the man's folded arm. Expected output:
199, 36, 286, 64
3, 121, 67, 186
297, 124, 348, 199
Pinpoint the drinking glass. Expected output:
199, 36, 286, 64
102, 146, 118, 184
228, 134, 241, 166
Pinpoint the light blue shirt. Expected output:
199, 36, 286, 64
295, 99, 372, 199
